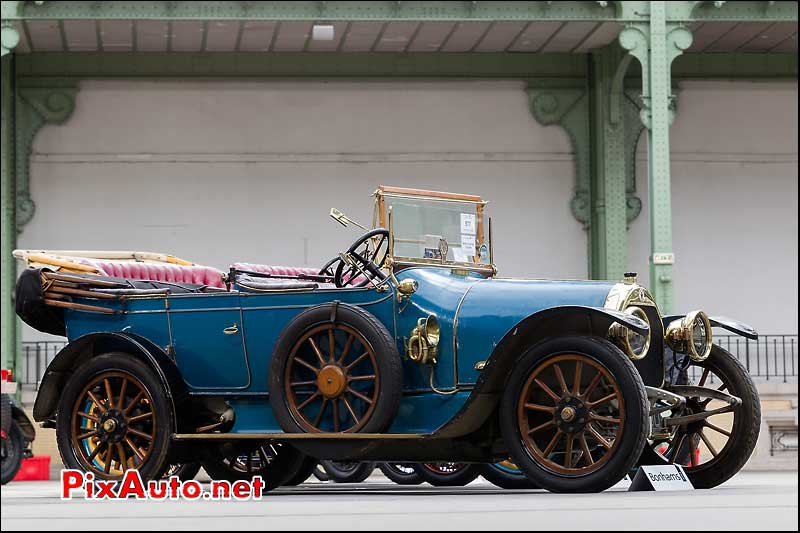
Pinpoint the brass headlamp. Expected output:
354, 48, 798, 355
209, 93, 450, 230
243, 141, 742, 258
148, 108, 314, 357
406, 315, 440, 365
608, 306, 651, 361
665, 310, 713, 362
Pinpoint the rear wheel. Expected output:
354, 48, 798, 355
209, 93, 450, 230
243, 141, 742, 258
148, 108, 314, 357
320, 460, 376, 483
378, 462, 423, 485
500, 336, 648, 493
415, 463, 480, 487
480, 461, 539, 489
640, 345, 760, 488
56, 353, 173, 481
1, 422, 25, 485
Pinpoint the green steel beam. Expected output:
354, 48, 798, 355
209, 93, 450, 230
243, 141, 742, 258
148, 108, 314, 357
2, 1, 795, 23
588, 44, 630, 281
13, 52, 588, 79
3, 0, 626, 22
1, 55, 15, 375
11, 51, 795, 81
620, 2, 693, 313
673, 53, 799, 79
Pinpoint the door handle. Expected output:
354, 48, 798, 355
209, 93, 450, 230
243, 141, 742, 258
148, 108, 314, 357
223, 324, 239, 335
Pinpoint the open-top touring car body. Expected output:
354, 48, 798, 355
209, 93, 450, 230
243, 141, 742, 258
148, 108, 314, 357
15, 186, 761, 492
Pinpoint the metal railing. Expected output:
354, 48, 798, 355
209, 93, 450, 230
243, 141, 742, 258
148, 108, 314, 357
19, 341, 65, 388
18, 333, 799, 389
711, 334, 798, 383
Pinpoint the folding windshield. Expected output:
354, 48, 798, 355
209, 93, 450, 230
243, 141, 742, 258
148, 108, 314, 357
374, 187, 492, 269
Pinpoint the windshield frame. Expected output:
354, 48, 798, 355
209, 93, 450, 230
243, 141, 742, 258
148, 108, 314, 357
373, 186, 496, 276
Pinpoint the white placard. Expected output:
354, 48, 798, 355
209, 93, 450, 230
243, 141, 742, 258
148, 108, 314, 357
452, 247, 470, 263
461, 233, 476, 252
652, 252, 675, 265
460, 213, 476, 235
628, 465, 694, 492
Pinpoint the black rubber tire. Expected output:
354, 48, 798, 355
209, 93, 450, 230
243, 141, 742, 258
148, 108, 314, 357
479, 462, 540, 489
500, 336, 649, 493
162, 462, 201, 481
269, 303, 402, 434
1, 394, 11, 434
639, 345, 761, 489
56, 353, 173, 481
201, 443, 306, 492
414, 463, 480, 487
378, 462, 423, 485
1, 422, 25, 485
320, 460, 376, 483
312, 463, 330, 481
283, 456, 319, 486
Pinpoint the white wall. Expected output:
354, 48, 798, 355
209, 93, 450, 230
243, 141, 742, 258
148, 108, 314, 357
629, 81, 798, 334
20, 80, 585, 339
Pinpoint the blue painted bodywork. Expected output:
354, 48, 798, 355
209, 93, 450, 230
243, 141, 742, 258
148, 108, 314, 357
61, 267, 618, 435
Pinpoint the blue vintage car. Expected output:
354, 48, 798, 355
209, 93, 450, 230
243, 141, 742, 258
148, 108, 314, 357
15, 186, 760, 492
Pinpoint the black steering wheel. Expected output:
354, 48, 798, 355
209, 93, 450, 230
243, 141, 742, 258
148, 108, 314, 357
318, 257, 341, 282
334, 228, 390, 288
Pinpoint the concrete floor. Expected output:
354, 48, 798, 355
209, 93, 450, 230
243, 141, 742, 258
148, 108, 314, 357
1, 471, 797, 530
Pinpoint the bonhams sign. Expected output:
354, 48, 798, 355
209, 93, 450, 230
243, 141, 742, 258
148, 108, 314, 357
628, 465, 694, 492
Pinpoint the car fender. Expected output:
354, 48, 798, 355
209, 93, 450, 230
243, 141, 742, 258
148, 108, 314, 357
435, 305, 649, 439
10, 398, 36, 442
662, 314, 758, 340
33, 332, 188, 432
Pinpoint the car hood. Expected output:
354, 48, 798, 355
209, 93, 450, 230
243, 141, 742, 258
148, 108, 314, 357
396, 268, 617, 385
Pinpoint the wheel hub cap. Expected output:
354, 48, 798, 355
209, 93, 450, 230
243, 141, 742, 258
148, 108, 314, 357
555, 397, 588, 433
99, 409, 127, 443
317, 365, 347, 398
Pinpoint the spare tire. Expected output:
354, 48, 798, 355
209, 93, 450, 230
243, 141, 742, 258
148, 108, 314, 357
269, 302, 402, 434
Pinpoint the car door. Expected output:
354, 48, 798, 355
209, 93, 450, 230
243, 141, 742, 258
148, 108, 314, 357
167, 293, 250, 390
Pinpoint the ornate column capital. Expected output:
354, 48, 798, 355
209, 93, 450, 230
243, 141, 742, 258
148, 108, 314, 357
15, 82, 79, 230
528, 84, 591, 228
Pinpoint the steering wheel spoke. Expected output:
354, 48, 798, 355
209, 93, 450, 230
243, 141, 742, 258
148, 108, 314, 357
333, 229, 390, 288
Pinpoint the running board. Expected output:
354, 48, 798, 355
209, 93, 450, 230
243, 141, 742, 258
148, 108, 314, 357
172, 432, 427, 440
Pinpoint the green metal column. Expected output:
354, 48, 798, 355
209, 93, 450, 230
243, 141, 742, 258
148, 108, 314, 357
619, 1, 692, 313
1, 55, 15, 374
588, 45, 633, 281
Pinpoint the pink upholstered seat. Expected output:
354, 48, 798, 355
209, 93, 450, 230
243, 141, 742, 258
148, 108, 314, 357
80, 260, 226, 288
231, 263, 321, 278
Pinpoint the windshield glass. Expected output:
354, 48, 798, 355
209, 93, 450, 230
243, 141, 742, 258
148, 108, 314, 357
381, 194, 490, 265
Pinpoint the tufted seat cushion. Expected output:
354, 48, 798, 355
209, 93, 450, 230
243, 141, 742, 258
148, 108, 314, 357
80, 260, 226, 288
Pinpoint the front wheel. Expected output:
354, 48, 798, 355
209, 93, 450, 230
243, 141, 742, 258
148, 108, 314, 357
1, 422, 25, 485
414, 463, 480, 487
480, 461, 539, 489
500, 336, 649, 493
640, 345, 760, 488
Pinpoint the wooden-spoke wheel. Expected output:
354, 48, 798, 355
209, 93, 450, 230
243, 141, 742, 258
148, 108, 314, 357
423, 463, 467, 475
202, 442, 307, 489
285, 323, 380, 433
222, 443, 282, 475
70, 370, 156, 478
415, 462, 480, 486
517, 354, 625, 476
653, 362, 734, 469
649, 346, 760, 488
